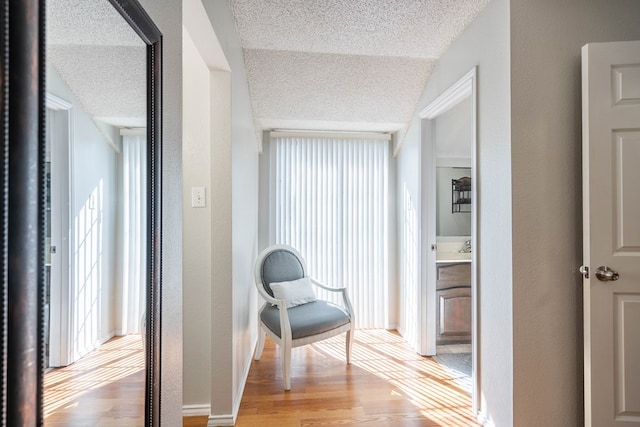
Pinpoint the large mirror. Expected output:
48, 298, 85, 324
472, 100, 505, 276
0, 0, 162, 424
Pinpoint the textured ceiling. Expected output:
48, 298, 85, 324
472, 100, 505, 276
230, 0, 490, 133
44, 0, 490, 135
46, 0, 146, 129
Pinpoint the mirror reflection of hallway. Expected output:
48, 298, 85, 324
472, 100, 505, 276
44, 0, 148, 424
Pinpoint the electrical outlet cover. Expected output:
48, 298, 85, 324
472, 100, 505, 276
191, 187, 206, 208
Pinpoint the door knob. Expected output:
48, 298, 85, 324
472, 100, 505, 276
595, 266, 619, 282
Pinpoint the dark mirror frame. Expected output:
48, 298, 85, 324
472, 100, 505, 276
0, 0, 163, 425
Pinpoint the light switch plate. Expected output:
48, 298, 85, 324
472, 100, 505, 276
191, 187, 206, 208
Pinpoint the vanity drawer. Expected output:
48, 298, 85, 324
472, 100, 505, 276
436, 262, 471, 290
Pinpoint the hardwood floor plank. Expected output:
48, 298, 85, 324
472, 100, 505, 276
183, 415, 210, 427
45, 330, 476, 426
44, 335, 145, 427
227, 330, 479, 427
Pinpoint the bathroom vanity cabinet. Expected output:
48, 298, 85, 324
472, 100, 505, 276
436, 262, 471, 344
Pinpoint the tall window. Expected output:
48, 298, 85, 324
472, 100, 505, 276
269, 134, 389, 328
120, 132, 147, 335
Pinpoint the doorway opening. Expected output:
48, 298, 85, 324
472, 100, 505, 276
419, 67, 478, 410
45, 94, 72, 369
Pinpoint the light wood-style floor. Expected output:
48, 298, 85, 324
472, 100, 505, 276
187, 329, 478, 427
43, 331, 477, 427
44, 334, 145, 426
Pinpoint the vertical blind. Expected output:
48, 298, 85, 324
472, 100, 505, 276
121, 134, 147, 334
269, 135, 389, 328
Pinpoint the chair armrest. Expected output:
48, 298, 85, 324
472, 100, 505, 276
341, 287, 354, 320
309, 277, 346, 292
309, 278, 354, 319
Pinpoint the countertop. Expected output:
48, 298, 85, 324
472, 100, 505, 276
436, 252, 472, 263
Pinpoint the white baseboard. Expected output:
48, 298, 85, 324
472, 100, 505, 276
229, 337, 256, 422
184, 336, 257, 426
182, 404, 211, 417
207, 414, 235, 426
73, 331, 116, 363
182, 405, 236, 426
476, 410, 494, 426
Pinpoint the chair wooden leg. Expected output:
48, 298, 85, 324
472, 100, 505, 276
346, 327, 354, 365
254, 329, 266, 360
282, 340, 291, 391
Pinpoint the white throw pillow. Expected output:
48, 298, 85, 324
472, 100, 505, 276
270, 277, 317, 308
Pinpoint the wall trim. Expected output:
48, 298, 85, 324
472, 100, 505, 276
184, 339, 256, 424
419, 67, 475, 120
120, 128, 147, 136
46, 93, 73, 110
182, 404, 211, 417
207, 414, 234, 426
270, 130, 392, 141
229, 338, 256, 422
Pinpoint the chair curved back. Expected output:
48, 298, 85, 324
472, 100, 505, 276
255, 245, 306, 297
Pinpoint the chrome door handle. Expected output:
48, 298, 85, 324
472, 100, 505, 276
595, 266, 619, 282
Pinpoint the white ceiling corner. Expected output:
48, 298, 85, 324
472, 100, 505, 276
46, 0, 146, 129
229, 0, 491, 133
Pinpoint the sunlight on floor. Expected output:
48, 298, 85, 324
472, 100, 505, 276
310, 329, 477, 426
44, 334, 144, 420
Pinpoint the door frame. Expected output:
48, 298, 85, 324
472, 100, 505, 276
45, 93, 73, 368
418, 66, 479, 412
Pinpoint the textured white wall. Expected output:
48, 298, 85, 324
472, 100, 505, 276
204, 0, 261, 418
208, 68, 234, 418
181, 0, 235, 419
509, 1, 640, 425
136, 0, 184, 424
396, 113, 422, 351
397, 0, 512, 424
46, 66, 119, 360
181, 28, 213, 409
434, 95, 473, 163
229, 66, 260, 415
172, 0, 260, 421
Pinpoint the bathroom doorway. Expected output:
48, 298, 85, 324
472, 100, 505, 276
419, 67, 478, 409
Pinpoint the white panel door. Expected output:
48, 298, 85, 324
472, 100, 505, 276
582, 40, 640, 427
45, 95, 72, 368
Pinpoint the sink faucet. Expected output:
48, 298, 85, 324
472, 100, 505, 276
459, 240, 472, 253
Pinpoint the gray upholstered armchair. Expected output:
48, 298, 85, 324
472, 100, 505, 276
253, 244, 355, 390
